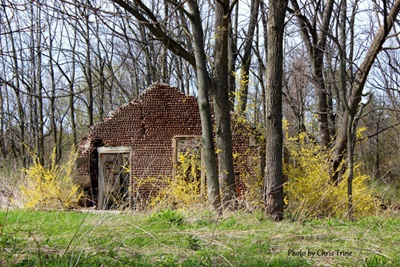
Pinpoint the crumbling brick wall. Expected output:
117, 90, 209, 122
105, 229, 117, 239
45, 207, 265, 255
231, 120, 264, 203
77, 83, 202, 207
77, 83, 262, 209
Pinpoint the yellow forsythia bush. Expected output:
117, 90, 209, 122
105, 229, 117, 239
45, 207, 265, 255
149, 151, 202, 210
284, 133, 378, 219
19, 148, 83, 210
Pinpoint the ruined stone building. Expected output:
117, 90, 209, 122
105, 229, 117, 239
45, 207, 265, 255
76, 83, 262, 210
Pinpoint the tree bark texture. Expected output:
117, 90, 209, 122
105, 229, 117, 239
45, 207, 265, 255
213, 0, 237, 209
264, 0, 288, 221
187, 0, 221, 211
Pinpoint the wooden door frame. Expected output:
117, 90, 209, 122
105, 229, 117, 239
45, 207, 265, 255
97, 146, 132, 210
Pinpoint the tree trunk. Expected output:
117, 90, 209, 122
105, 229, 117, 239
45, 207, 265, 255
48, 24, 59, 161
228, 1, 238, 111
346, 113, 355, 220
213, 0, 237, 209
264, 0, 288, 221
84, 6, 94, 127
187, 0, 221, 211
31, 3, 45, 164
70, 20, 78, 146
238, 0, 260, 115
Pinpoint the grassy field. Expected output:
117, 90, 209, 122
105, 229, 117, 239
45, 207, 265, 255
0, 209, 399, 266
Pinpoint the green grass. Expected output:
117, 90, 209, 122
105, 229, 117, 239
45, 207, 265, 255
1, 209, 399, 266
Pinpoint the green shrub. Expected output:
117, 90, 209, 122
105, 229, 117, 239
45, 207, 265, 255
148, 209, 185, 227
185, 234, 202, 250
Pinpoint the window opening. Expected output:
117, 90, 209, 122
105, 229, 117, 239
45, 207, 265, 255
172, 136, 204, 198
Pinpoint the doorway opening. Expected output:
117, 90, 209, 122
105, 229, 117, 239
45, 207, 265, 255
97, 146, 132, 210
